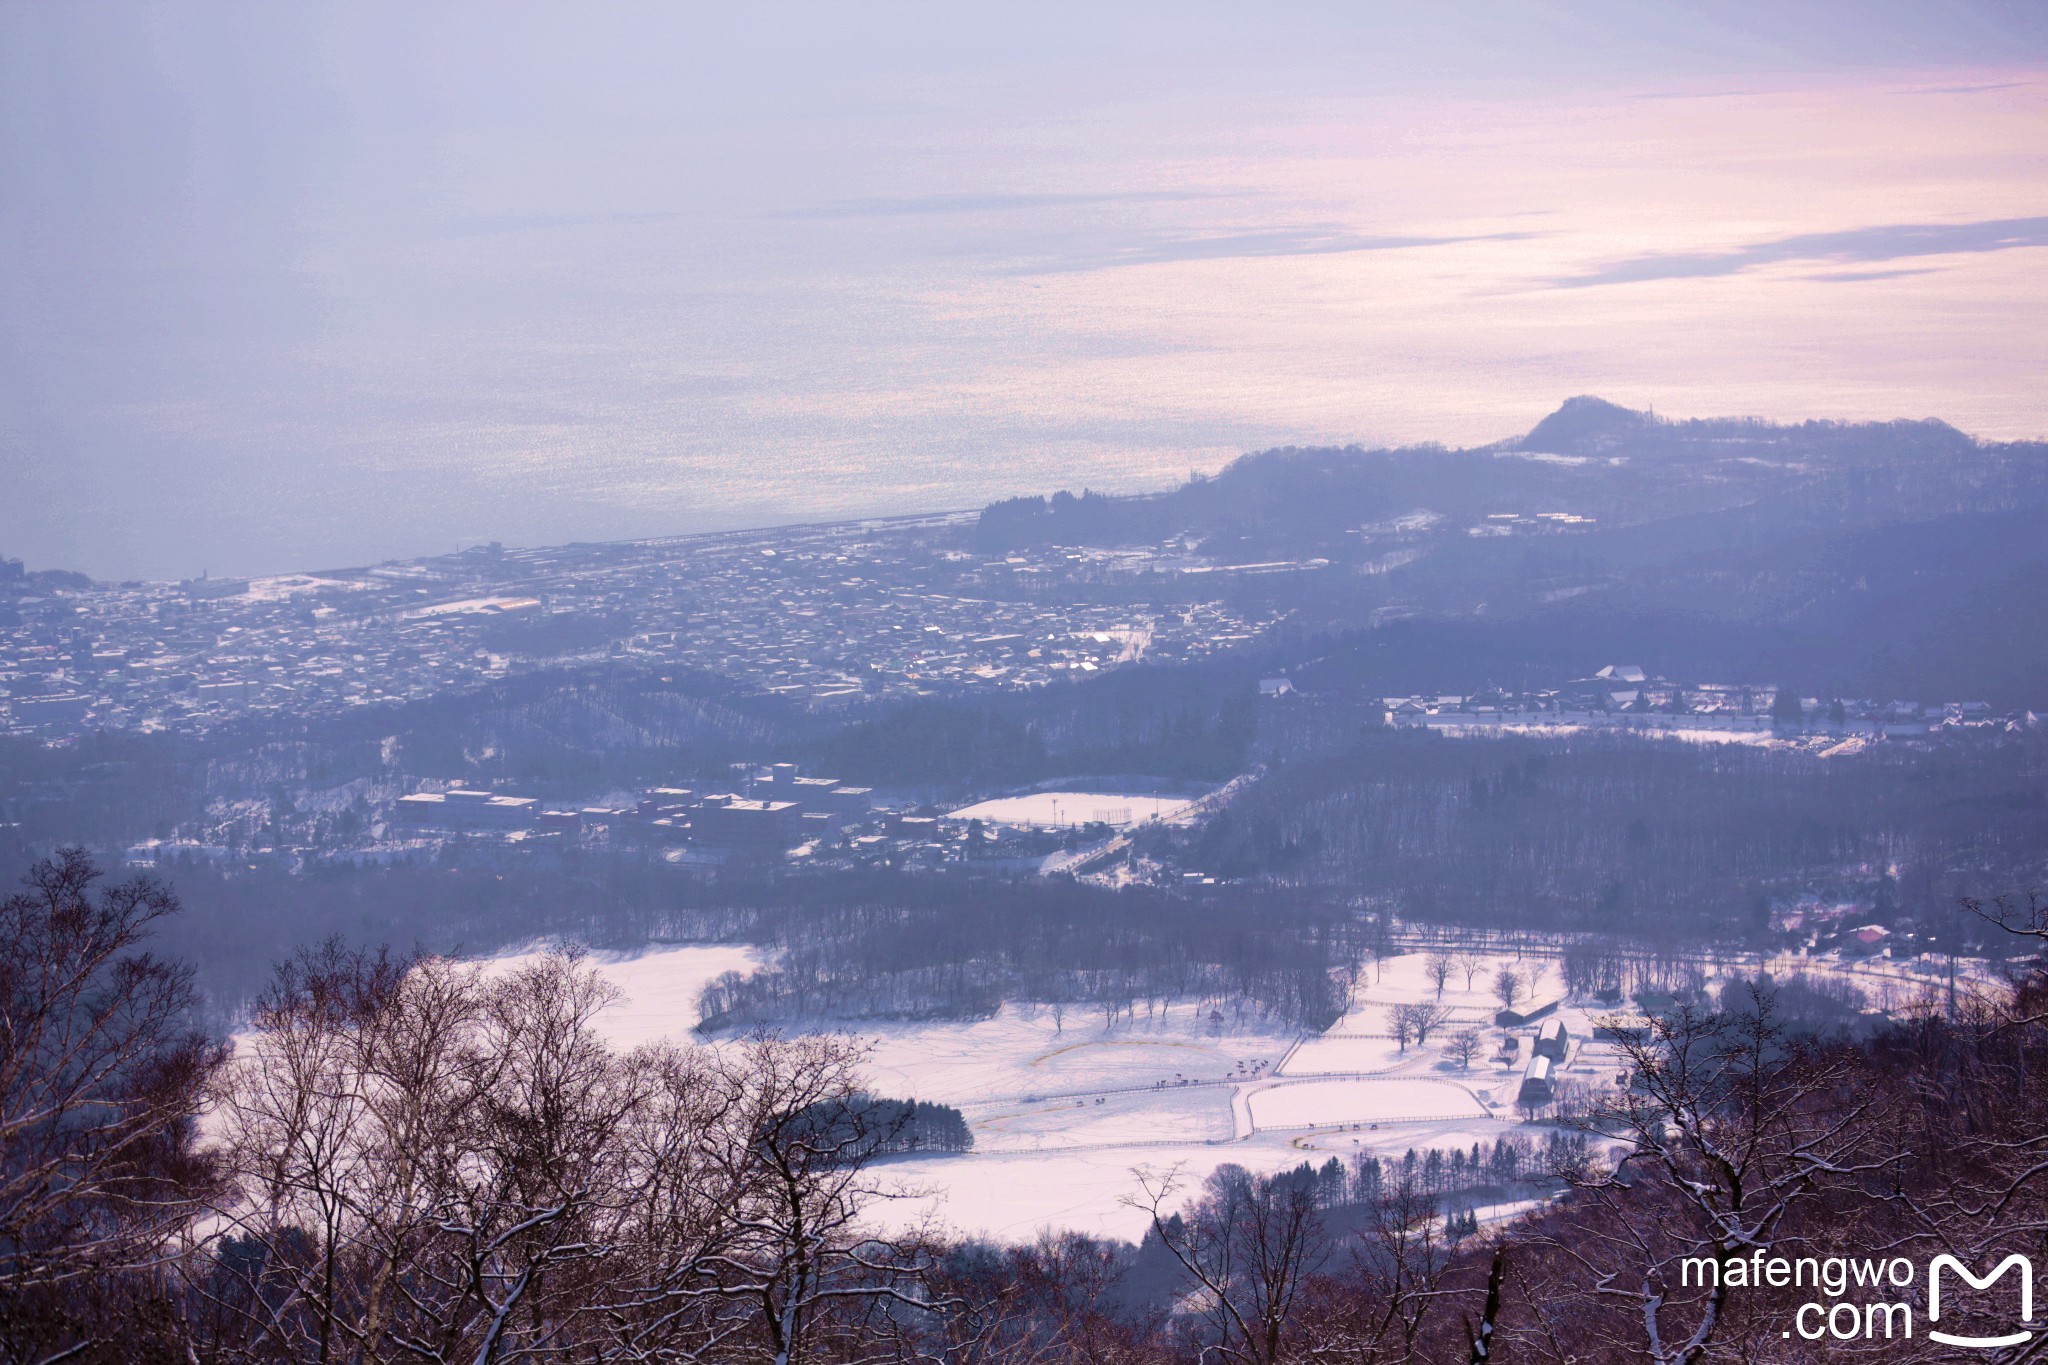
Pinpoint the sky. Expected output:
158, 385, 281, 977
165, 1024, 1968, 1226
3, 2, 2045, 580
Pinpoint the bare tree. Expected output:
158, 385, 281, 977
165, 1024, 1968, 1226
1388, 1005, 1416, 1053
1135, 1163, 1328, 1365
1294, 1165, 1459, 1362
1362, 1172, 1459, 1359
1454, 953, 1485, 992
415, 953, 645, 1361
1445, 1028, 1483, 1071
1388, 1002, 1451, 1054
0, 849, 226, 1360
1424, 955, 1455, 1000
1527, 987, 1888, 1365
933, 1228, 1143, 1364
1493, 969, 1524, 1017
203, 944, 619, 1363
201, 947, 949, 1364
1466, 1243, 1508, 1364
1962, 891, 2048, 974
1366, 917, 1396, 983
688, 1034, 949, 1365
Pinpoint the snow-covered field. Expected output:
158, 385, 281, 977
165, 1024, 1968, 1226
292, 935, 1987, 1244
970, 1087, 1235, 1150
241, 573, 363, 602
856, 1006, 1289, 1104
1282, 1035, 1415, 1074
866, 1112, 1538, 1242
946, 792, 1196, 829
1247, 1077, 1486, 1128
463, 946, 1626, 1243
871, 1141, 1316, 1242
482, 942, 765, 1043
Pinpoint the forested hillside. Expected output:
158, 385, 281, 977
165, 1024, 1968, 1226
973, 399, 2048, 705
1162, 726, 2048, 939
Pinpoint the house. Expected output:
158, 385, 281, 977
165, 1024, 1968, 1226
1258, 677, 1295, 698
1495, 997, 1560, 1028
1592, 1014, 1653, 1045
690, 796, 804, 848
1533, 1017, 1570, 1061
396, 789, 539, 832
635, 788, 696, 819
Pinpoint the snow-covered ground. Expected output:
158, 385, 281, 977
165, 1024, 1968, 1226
866, 1112, 1543, 1243
280, 936, 1996, 1244
1282, 1035, 1416, 1074
946, 791, 1196, 828
240, 574, 364, 602
464, 945, 1617, 1244
1247, 1077, 1486, 1128
870, 1142, 1316, 1242
855, 1004, 1290, 1104
481, 942, 765, 1043
970, 1087, 1235, 1150
1417, 722, 1779, 748
1334, 957, 1535, 1025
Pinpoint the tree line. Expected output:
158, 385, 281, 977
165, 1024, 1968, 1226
692, 876, 1354, 1033
1173, 726, 2048, 944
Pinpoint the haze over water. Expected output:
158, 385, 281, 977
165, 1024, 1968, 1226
5, 3, 2046, 580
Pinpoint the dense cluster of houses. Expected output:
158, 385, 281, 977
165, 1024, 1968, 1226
1381, 665, 2028, 738
1, 520, 1283, 742
387, 764, 879, 854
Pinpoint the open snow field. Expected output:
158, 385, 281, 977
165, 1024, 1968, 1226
482, 942, 765, 1044
462, 947, 1609, 1243
863, 1108, 1539, 1243
1281, 1034, 1416, 1074
853, 1004, 1290, 1104
833, 985, 1527, 1241
946, 791, 1196, 829
1332, 953, 1540, 1028
869, 1140, 1319, 1242
417, 940, 1979, 1243
1247, 1077, 1487, 1129
968, 1087, 1235, 1151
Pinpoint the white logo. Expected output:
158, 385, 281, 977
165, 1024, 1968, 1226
1928, 1254, 2035, 1350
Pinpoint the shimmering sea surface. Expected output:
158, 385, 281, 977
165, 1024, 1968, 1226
4, 7, 2043, 577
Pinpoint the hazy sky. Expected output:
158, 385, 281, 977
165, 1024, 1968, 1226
4, 2, 2045, 579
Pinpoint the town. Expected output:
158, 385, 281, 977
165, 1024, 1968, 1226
1382, 663, 2030, 740
0, 518, 1284, 740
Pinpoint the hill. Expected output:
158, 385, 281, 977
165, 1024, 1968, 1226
972, 400, 2048, 704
